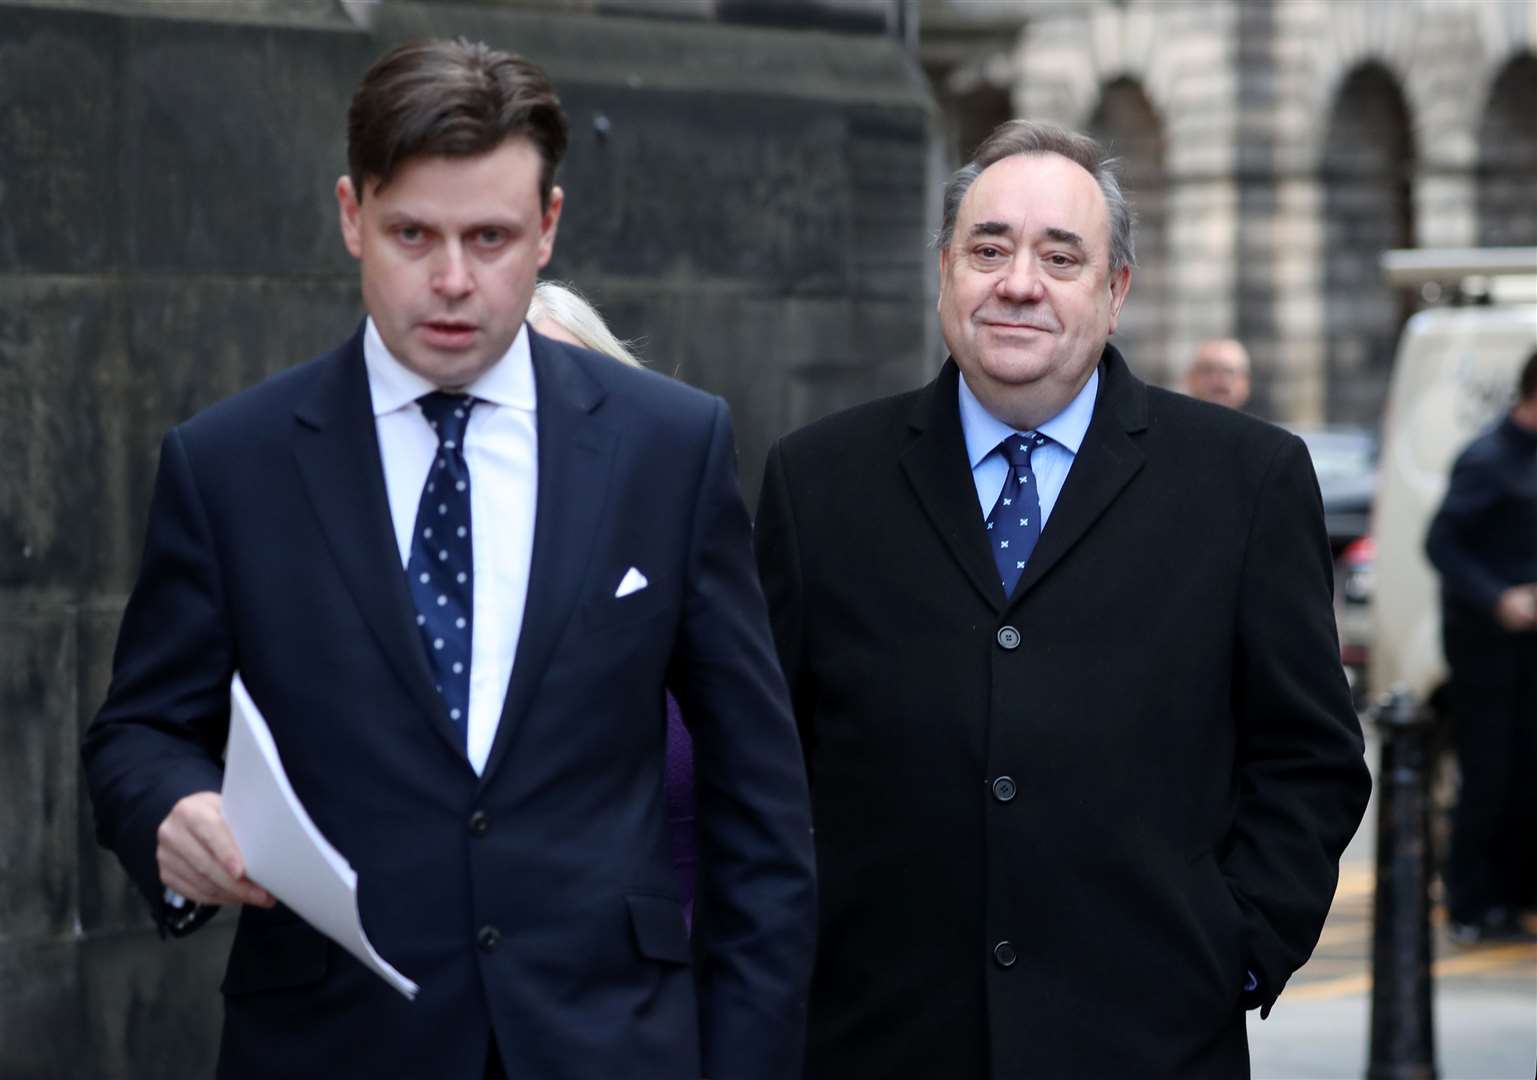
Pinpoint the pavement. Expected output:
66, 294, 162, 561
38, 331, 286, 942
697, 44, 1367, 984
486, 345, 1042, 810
1248, 730, 1537, 1079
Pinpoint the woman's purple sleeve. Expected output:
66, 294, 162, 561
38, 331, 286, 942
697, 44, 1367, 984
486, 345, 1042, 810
664, 692, 696, 926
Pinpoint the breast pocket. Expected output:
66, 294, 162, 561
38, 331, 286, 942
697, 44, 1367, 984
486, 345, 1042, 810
579, 573, 677, 633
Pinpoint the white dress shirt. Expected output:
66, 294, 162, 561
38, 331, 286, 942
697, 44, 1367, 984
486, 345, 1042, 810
362, 318, 538, 774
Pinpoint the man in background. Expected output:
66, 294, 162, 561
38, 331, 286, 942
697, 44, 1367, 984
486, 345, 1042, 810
1425, 350, 1537, 943
83, 38, 814, 1080
1186, 336, 1252, 409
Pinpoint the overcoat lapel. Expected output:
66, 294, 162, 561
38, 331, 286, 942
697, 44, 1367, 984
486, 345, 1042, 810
290, 329, 468, 761
480, 333, 613, 785
1007, 344, 1148, 609
899, 361, 1009, 612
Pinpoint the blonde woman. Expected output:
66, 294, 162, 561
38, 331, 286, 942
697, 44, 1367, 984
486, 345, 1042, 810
528, 281, 697, 925
528, 280, 643, 368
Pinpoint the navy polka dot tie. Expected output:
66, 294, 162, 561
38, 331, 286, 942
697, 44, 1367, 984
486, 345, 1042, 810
986, 432, 1048, 598
408, 392, 477, 745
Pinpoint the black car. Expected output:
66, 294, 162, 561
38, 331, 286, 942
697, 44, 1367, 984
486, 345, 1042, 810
1293, 427, 1379, 556
1293, 427, 1379, 708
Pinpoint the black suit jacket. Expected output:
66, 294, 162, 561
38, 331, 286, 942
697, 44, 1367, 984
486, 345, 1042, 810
1425, 415, 1537, 622
754, 347, 1370, 1079
83, 327, 816, 1080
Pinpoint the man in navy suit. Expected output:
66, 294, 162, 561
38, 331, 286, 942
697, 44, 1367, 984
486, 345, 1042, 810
83, 39, 815, 1080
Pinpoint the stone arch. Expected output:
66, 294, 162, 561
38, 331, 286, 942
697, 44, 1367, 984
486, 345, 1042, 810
1319, 62, 1415, 425
1010, 3, 1176, 140
1087, 77, 1171, 386
920, 22, 1020, 189
936, 76, 1014, 169
1476, 52, 1537, 247
1283, 2, 1443, 175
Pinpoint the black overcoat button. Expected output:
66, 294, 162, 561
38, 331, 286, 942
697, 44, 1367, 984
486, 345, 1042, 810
993, 940, 1017, 968
996, 626, 1020, 650
478, 925, 501, 952
469, 810, 490, 835
991, 776, 1017, 803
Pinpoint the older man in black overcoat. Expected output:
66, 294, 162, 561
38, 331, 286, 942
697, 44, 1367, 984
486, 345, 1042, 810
754, 120, 1371, 1079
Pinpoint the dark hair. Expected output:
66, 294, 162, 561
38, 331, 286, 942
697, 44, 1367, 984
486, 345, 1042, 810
1521, 349, 1537, 403
937, 120, 1135, 274
347, 38, 569, 208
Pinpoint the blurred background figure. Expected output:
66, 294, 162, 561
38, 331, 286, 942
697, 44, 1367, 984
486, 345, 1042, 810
527, 280, 698, 927
528, 280, 643, 368
1424, 349, 1537, 944
1184, 337, 1252, 409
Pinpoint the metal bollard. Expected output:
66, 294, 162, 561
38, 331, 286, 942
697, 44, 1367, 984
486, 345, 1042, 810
1366, 688, 1438, 1080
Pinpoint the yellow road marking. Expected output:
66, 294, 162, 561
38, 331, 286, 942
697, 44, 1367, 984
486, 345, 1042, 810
1334, 866, 1376, 899
1434, 942, 1537, 979
1314, 921, 1371, 947
1286, 942, 1537, 1002
1287, 973, 1372, 1001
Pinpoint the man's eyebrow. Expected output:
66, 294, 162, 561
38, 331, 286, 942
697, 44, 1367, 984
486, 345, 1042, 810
375, 211, 522, 232
965, 221, 1087, 249
967, 220, 1011, 239
1042, 226, 1085, 248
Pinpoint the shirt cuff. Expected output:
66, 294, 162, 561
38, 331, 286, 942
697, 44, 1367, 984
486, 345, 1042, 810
162, 887, 204, 934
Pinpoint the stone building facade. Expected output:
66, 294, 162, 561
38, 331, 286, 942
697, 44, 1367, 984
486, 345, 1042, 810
922, 0, 1537, 424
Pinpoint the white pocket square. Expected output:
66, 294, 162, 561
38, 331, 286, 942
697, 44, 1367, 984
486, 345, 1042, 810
614, 566, 649, 598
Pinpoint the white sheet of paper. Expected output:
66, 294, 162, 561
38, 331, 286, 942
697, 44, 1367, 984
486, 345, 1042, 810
222, 673, 419, 1000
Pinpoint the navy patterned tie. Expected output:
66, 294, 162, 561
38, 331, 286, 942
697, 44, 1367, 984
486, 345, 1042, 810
986, 432, 1049, 598
407, 392, 477, 745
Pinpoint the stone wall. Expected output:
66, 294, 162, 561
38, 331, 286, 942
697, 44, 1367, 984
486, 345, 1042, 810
0, 3, 934, 1075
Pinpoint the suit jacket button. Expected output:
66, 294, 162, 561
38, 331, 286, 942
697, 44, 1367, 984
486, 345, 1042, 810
993, 940, 1017, 968
996, 626, 1020, 650
478, 925, 501, 953
991, 776, 1017, 803
469, 810, 490, 836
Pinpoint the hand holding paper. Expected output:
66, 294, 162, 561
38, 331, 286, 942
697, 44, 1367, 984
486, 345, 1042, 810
157, 790, 274, 909
222, 674, 419, 1000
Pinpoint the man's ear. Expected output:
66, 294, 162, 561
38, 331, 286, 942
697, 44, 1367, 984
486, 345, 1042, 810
536, 185, 564, 269
337, 176, 363, 259
1106, 265, 1132, 334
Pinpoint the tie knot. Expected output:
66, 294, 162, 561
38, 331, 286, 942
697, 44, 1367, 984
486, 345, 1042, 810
999, 432, 1047, 468
418, 392, 477, 448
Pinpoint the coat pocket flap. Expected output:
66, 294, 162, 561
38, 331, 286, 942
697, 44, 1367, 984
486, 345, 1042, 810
626, 894, 691, 965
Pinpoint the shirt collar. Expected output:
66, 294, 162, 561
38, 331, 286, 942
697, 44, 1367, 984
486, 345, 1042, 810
957, 364, 1100, 468
362, 317, 537, 416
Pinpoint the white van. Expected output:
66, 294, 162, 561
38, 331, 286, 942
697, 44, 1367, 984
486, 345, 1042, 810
1368, 247, 1537, 707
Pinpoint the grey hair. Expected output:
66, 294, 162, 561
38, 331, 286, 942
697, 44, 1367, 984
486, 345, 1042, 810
936, 120, 1136, 274
527, 280, 642, 368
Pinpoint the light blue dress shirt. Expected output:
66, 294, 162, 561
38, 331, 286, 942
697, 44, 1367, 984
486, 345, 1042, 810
957, 367, 1100, 521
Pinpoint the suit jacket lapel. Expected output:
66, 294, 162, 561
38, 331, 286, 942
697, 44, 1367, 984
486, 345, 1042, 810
290, 328, 466, 759
480, 331, 613, 785
899, 361, 1008, 613
1008, 344, 1148, 608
